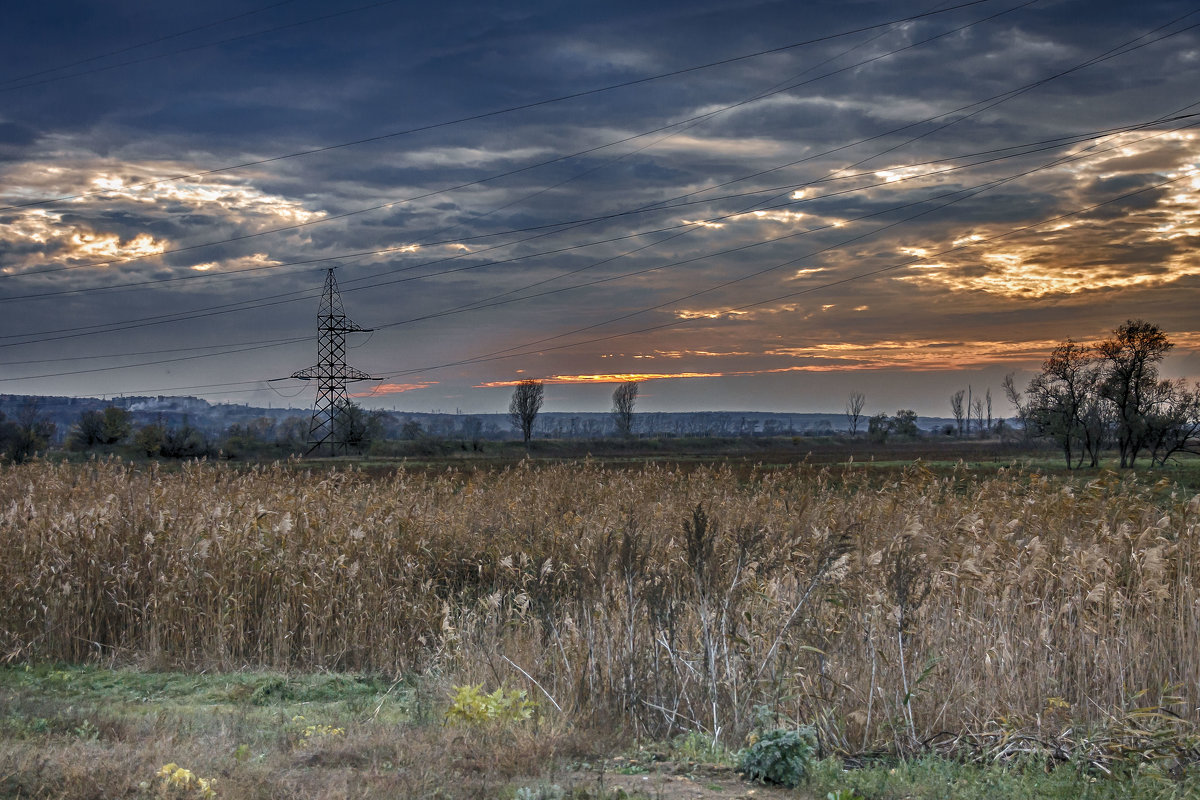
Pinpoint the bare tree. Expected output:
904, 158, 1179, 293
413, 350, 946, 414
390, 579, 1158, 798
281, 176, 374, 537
971, 396, 984, 437
336, 402, 385, 452
462, 416, 484, 451
0, 401, 56, 463
1096, 319, 1173, 467
612, 381, 639, 437
509, 379, 544, 449
1018, 324, 1184, 469
1024, 339, 1099, 468
985, 388, 993, 434
950, 390, 966, 437
892, 409, 919, 438
1146, 380, 1200, 465
1002, 373, 1026, 432
967, 385, 974, 434
845, 391, 866, 435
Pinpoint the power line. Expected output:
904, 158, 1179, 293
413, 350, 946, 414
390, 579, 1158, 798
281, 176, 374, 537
74, 163, 1193, 401
7, 114, 1186, 305
0, 0, 304, 88
2, 7, 1190, 391
367, 170, 1196, 385
0, 0, 407, 93
0, 336, 306, 367
1, 102, 1193, 359
0, 114, 1173, 349
0, 338, 306, 383
7, 0, 1186, 288
6, 115, 1191, 382
0, 0, 999, 212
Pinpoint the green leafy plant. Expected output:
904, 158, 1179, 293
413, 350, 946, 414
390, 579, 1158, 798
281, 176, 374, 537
671, 729, 726, 763
737, 725, 817, 788
156, 763, 217, 798
445, 684, 533, 725
826, 790, 866, 800
513, 784, 564, 800
289, 715, 345, 748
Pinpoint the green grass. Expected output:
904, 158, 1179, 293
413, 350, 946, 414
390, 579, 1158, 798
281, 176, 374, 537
2, 665, 1199, 799
0, 663, 415, 745
807, 755, 1200, 800
1, 663, 405, 709
334, 438, 1200, 491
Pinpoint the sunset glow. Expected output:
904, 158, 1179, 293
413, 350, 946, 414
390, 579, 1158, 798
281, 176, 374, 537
0, 1, 1195, 414
352, 381, 439, 397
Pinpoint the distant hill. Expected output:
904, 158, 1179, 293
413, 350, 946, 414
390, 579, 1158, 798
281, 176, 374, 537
0, 394, 964, 443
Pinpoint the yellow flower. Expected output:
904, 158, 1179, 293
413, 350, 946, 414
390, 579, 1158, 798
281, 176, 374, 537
169, 767, 195, 787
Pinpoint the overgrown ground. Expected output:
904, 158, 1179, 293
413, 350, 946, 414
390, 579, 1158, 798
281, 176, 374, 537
2, 664, 1197, 799
2, 456, 1199, 797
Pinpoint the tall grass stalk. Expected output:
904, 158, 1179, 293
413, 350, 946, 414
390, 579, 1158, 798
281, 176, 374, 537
1, 458, 1197, 750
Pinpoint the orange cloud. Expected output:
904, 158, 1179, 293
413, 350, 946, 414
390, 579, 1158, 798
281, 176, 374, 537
478, 337, 1082, 389
479, 365, 882, 388
350, 381, 437, 397
673, 308, 752, 320
477, 373, 715, 387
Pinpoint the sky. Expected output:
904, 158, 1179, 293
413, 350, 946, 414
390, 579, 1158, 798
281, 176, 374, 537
1, 0, 1198, 418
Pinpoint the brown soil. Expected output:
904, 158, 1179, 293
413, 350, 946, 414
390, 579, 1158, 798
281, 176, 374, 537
553, 762, 813, 799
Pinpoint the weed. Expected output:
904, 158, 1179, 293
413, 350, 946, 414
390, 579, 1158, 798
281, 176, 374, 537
737, 725, 817, 788
670, 730, 727, 764
73, 719, 99, 741
613, 764, 648, 776
289, 715, 345, 748
248, 678, 292, 705
826, 791, 866, 800
156, 763, 217, 798
445, 684, 534, 726
514, 784, 564, 800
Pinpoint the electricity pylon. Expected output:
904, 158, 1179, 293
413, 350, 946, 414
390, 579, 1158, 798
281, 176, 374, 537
289, 268, 377, 456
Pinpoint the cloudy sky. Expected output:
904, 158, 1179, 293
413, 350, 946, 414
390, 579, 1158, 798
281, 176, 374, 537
1, 0, 1198, 417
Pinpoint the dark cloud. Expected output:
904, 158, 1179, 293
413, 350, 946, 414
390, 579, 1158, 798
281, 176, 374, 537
0, 1, 1196, 412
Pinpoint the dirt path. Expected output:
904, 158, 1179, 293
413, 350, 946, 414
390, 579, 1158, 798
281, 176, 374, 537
553, 763, 813, 799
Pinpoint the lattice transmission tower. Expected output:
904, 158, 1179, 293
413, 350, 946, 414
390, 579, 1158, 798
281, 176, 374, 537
289, 268, 377, 456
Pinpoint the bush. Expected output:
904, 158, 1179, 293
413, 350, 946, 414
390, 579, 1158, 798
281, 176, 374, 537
737, 725, 816, 788
445, 684, 533, 725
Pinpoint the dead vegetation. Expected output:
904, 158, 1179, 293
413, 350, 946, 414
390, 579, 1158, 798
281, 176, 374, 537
1, 458, 1197, 766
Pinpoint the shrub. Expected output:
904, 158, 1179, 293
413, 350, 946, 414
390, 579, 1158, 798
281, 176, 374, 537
737, 725, 817, 788
445, 684, 533, 725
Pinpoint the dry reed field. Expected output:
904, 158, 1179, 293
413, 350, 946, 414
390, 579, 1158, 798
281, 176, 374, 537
1, 458, 1197, 761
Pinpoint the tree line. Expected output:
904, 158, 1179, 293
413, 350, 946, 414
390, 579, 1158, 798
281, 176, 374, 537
9, 321, 1196, 464
508, 378, 639, 448
1007, 319, 1200, 468
0, 379, 642, 461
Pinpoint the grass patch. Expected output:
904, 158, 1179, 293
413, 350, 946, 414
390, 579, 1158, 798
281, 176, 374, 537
0, 664, 604, 799
808, 755, 1200, 800
0, 664, 404, 716
2, 665, 1198, 798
